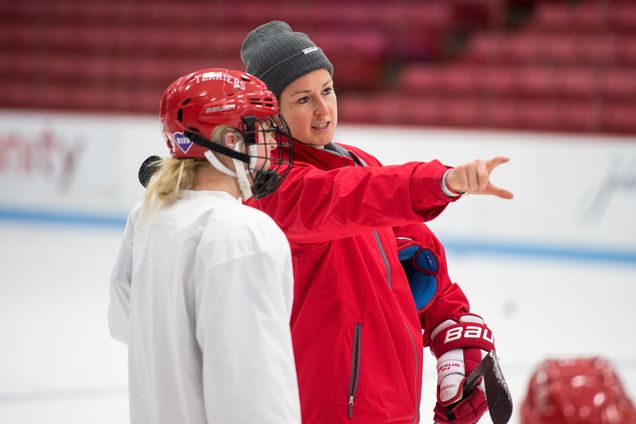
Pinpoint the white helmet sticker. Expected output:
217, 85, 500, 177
194, 71, 246, 90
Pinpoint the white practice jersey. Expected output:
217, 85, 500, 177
108, 190, 300, 424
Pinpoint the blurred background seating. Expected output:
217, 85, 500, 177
1, 0, 634, 134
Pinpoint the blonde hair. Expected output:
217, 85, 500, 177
142, 125, 242, 216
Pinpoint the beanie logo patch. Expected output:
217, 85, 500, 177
302, 46, 318, 55
173, 132, 193, 154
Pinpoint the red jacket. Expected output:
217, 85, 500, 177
248, 141, 470, 423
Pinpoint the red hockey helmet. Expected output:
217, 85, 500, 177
160, 68, 284, 158
520, 357, 636, 424
158, 68, 293, 199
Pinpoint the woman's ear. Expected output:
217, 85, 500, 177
223, 132, 236, 148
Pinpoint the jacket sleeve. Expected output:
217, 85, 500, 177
393, 222, 470, 347
253, 160, 458, 244
195, 251, 301, 423
108, 208, 138, 345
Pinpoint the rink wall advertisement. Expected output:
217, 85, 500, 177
1, 110, 634, 263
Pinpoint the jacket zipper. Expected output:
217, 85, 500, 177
404, 322, 421, 423
373, 231, 391, 288
348, 324, 362, 419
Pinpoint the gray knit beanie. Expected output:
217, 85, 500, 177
241, 21, 333, 97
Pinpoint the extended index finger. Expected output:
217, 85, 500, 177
486, 156, 510, 173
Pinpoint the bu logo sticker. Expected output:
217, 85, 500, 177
173, 132, 192, 154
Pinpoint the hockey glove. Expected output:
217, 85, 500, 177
397, 240, 438, 311
430, 314, 495, 424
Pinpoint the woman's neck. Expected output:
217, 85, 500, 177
191, 165, 241, 199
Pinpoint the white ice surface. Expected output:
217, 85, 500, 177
0, 222, 634, 423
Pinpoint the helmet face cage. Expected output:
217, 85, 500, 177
240, 114, 293, 197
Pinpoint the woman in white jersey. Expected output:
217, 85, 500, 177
108, 68, 300, 423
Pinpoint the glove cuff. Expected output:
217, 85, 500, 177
431, 314, 495, 358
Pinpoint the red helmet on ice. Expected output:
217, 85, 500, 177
158, 68, 293, 199
520, 357, 636, 424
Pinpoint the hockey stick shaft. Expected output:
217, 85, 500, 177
463, 350, 513, 424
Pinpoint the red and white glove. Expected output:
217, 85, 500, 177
430, 314, 495, 424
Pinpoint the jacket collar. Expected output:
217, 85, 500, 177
292, 140, 358, 170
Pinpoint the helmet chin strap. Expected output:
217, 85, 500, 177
203, 143, 254, 200
248, 144, 259, 170
203, 150, 234, 177
233, 157, 253, 200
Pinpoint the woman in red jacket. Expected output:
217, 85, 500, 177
241, 21, 512, 424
